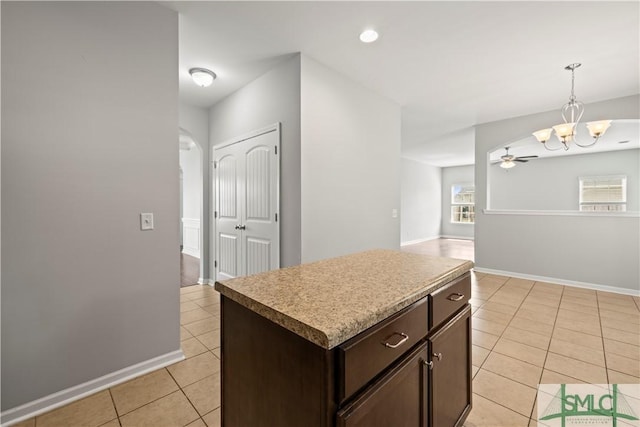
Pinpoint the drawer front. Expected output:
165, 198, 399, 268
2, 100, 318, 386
429, 273, 471, 329
338, 298, 428, 403
336, 342, 429, 427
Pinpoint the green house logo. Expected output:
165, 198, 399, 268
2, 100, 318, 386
538, 384, 639, 427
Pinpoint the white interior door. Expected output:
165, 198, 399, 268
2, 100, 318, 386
214, 124, 280, 280
215, 145, 241, 280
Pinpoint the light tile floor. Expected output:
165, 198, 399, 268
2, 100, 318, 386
11, 273, 640, 427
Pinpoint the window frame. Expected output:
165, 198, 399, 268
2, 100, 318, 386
578, 175, 627, 212
451, 183, 475, 224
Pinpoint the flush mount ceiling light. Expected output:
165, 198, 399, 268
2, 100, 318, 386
189, 67, 217, 88
532, 63, 612, 151
359, 29, 379, 43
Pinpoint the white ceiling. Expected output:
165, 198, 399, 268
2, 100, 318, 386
165, 1, 640, 167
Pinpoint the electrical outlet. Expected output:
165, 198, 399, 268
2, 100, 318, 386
140, 213, 154, 230
391, 209, 398, 218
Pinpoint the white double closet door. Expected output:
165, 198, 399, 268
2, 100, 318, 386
214, 124, 280, 281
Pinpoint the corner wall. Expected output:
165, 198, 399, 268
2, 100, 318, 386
1, 1, 180, 414
475, 95, 640, 293
301, 55, 401, 262
400, 158, 442, 244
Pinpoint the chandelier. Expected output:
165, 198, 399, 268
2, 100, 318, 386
532, 63, 611, 151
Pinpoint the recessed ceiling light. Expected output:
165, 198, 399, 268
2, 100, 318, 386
189, 68, 217, 87
359, 29, 379, 43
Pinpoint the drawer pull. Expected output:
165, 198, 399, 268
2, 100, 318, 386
382, 332, 409, 349
447, 293, 465, 302
421, 359, 434, 370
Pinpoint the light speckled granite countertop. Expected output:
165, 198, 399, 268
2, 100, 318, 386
215, 249, 473, 349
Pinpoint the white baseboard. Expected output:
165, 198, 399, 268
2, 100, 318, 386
198, 278, 215, 287
1, 350, 185, 427
473, 267, 640, 297
440, 235, 474, 241
401, 236, 441, 246
181, 247, 200, 259
401, 235, 474, 246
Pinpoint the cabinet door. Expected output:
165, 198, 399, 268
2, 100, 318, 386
429, 305, 472, 427
336, 342, 429, 427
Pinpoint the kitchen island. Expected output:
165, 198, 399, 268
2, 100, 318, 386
215, 249, 474, 427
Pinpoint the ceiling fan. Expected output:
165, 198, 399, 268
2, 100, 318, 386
500, 147, 538, 169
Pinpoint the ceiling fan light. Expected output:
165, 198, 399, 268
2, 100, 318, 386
532, 128, 553, 143
586, 120, 612, 138
500, 160, 516, 169
189, 68, 216, 87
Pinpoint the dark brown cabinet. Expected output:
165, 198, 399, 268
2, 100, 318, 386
220, 272, 472, 427
428, 306, 472, 427
336, 342, 429, 427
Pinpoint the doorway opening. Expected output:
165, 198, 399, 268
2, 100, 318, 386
180, 128, 204, 287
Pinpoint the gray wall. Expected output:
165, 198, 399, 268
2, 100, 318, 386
442, 165, 475, 239
180, 103, 210, 279
475, 95, 640, 292
1, 1, 179, 411
489, 149, 639, 211
400, 158, 442, 244
209, 55, 302, 268
301, 56, 401, 262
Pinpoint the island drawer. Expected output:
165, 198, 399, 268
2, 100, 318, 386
429, 272, 471, 329
337, 298, 428, 404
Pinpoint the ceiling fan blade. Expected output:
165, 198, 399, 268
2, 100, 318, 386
514, 159, 528, 162
516, 155, 538, 160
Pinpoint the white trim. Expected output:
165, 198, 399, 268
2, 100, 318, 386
400, 236, 441, 246
0, 350, 185, 427
212, 123, 279, 150
473, 267, 640, 297
197, 278, 216, 287
482, 209, 640, 218
181, 217, 201, 258
401, 235, 475, 246
440, 235, 474, 241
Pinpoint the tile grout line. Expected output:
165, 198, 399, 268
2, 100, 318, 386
106, 388, 122, 427
595, 290, 611, 385
165, 351, 222, 426
473, 276, 545, 424
529, 280, 564, 424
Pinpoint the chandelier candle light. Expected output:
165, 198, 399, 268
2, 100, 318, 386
532, 63, 612, 151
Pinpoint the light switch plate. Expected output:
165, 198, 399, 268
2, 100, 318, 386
391, 209, 398, 218
140, 213, 154, 230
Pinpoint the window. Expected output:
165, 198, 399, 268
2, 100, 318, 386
451, 184, 475, 223
579, 175, 626, 212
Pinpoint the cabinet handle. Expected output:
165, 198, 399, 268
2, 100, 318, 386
383, 332, 409, 349
235, 225, 246, 230
421, 359, 434, 370
447, 293, 465, 301
433, 352, 443, 361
